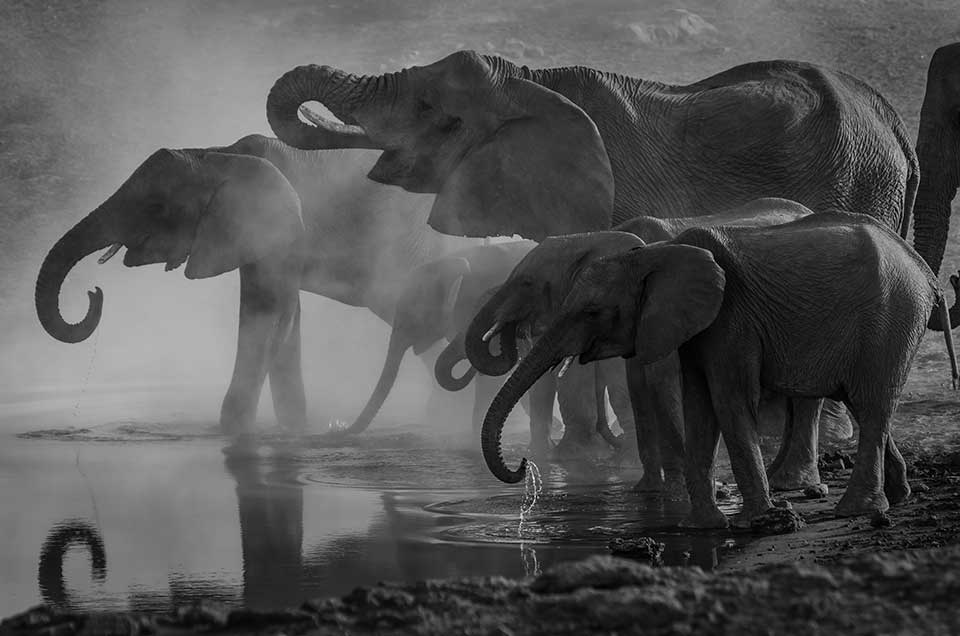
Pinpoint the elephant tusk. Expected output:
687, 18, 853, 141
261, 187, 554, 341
97, 243, 123, 264
557, 356, 575, 378
482, 322, 502, 343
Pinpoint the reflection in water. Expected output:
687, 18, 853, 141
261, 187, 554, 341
38, 520, 106, 609
22, 434, 742, 613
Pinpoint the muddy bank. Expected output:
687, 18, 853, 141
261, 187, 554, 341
4, 545, 959, 635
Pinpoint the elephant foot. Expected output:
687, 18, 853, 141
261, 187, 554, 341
884, 479, 911, 507
835, 488, 889, 518
679, 506, 729, 530
730, 497, 778, 530
632, 471, 665, 493
767, 462, 822, 492
554, 433, 608, 460
739, 506, 805, 535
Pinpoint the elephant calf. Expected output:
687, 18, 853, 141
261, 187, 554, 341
481, 211, 945, 528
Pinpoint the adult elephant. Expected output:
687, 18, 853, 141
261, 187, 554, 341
914, 43, 960, 327
266, 50, 917, 245
35, 134, 482, 434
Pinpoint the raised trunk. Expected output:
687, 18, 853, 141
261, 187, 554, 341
435, 332, 476, 391
464, 296, 518, 376
38, 520, 106, 608
344, 327, 408, 434
266, 65, 383, 150
481, 326, 564, 484
35, 212, 113, 343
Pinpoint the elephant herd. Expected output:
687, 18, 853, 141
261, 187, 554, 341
36, 43, 960, 530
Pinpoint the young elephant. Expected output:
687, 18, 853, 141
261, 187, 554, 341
348, 240, 557, 440
482, 212, 943, 527
464, 198, 813, 493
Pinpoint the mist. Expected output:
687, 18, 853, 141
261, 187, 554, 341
1, 0, 956, 432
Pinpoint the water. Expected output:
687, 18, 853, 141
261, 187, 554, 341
0, 387, 745, 616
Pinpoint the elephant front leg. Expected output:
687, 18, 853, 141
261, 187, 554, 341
634, 356, 687, 500
625, 360, 663, 492
709, 382, 775, 529
767, 398, 823, 491
268, 299, 307, 433
678, 363, 726, 529
527, 373, 557, 459
221, 262, 301, 436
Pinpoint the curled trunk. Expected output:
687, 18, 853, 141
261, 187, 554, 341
435, 332, 476, 391
35, 212, 113, 343
38, 520, 107, 608
266, 65, 382, 150
464, 298, 518, 377
345, 327, 409, 434
481, 326, 564, 484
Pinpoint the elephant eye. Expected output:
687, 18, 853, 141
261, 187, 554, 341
416, 98, 433, 113
436, 114, 462, 134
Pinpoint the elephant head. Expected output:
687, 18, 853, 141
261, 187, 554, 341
35, 148, 304, 344
266, 51, 614, 240
914, 43, 960, 329
481, 242, 725, 483
38, 520, 107, 608
347, 255, 473, 434
465, 231, 644, 377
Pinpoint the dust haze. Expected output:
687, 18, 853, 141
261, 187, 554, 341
1, 0, 957, 430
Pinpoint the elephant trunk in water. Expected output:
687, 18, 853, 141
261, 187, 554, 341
435, 332, 477, 391
913, 45, 960, 330
345, 326, 410, 434
35, 210, 115, 344
464, 294, 518, 377
38, 520, 107, 608
482, 323, 566, 483
266, 65, 383, 150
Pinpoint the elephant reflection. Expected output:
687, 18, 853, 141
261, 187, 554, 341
37, 444, 730, 611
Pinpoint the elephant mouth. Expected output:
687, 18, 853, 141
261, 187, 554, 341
114, 239, 189, 272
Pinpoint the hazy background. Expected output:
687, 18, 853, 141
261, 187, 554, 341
1, 0, 958, 427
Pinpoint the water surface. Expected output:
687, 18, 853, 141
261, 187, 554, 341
0, 388, 743, 616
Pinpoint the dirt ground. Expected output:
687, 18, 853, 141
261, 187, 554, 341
3, 0, 960, 632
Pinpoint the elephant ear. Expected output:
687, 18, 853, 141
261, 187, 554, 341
185, 153, 304, 279
429, 78, 614, 240
632, 244, 726, 364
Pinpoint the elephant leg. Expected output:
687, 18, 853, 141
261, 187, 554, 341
639, 355, 686, 500
527, 373, 556, 459
472, 375, 500, 437
625, 359, 663, 492
602, 359, 639, 465
836, 399, 891, 517
555, 362, 603, 456
883, 434, 910, 506
268, 299, 307, 432
707, 376, 774, 528
221, 262, 300, 435
678, 363, 726, 529
819, 398, 855, 444
767, 398, 823, 491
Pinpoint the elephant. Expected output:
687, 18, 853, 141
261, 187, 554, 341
266, 50, 917, 247
912, 43, 960, 322
479, 212, 946, 529
34, 134, 486, 434
461, 197, 823, 494
346, 239, 560, 447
